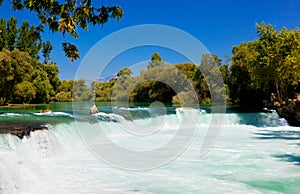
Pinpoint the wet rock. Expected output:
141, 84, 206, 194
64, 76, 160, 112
39, 109, 52, 113
89, 105, 98, 114
277, 100, 300, 127
0, 122, 48, 139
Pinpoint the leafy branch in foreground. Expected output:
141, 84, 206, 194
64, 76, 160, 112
1, 0, 124, 61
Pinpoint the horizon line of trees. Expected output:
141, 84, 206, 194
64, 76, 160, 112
1, 22, 300, 107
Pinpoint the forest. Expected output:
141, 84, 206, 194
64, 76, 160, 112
1, 19, 300, 108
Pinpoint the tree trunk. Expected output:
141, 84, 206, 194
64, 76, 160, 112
275, 80, 282, 102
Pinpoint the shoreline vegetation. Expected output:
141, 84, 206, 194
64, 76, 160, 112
1, 21, 300, 125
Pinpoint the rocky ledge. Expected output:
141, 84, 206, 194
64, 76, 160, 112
277, 100, 300, 127
0, 122, 48, 139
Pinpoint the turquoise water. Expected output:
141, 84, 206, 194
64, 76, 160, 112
0, 103, 300, 193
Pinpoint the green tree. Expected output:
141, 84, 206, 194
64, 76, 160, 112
1, 0, 124, 61
72, 78, 93, 101
16, 20, 29, 50
16, 20, 42, 58
55, 91, 72, 102
42, 41, 53, 64
0, 17, 52, 60
6, 17, 18, 50
200, 54, 226, 105
117, 67, 133, 77
14, 81, 35, 103
56, 79, 74, 102
0, 49, 34, 102
58, 79, 74, 93
31, 69, 54, 103
112, 67, 137, 101
148, 52, 163, 69
92, 79, 115, 102
230, 22, 300, 106
0, 18, 7, 50
175, 62, 206, 101
42, 63, 60, 93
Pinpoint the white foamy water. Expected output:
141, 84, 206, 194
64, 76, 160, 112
0, 111, 300, 193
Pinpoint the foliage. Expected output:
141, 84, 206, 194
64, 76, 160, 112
42, 41, 53, 64
1, 22, 299, 108
55, 79, 74, 102
148, 52, 163, 69
0, 17, 51, 59
230, 22, 300, 106
14, 81, 35, 103
172, 91, 198, 105
72, 78, 93, 101
55, 91, 72, 102
0, 49, 33, 102
91, 79, 115, 102
174, 62, 207, 102
0, 49, 59, 104
42, 63, 60, 93
31, 69, 54, 103
1, 0, 124, 61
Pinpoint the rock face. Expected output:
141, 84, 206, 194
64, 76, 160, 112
89, 105, 99, 114
9, 126, 48, 139
277, 100, 300, 126
0, 123, 48, 139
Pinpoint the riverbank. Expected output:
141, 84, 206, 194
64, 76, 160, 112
0, 103, 30, 107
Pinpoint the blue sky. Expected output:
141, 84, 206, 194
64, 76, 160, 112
1, 0, 300, 80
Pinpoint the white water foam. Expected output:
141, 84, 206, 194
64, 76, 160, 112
0, 112, 299, 193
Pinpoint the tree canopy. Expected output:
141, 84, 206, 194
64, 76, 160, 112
0, 0, 124, 61
229, 22, 300, 106
0, 49, 60, 104
0, 17, 51, 60
1, 18, 299, 108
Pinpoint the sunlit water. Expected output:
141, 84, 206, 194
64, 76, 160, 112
0, 104, 300, 193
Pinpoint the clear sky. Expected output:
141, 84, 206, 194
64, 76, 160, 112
1, 0, 300, 80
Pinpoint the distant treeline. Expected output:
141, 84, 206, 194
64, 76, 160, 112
1, 20, 300, 107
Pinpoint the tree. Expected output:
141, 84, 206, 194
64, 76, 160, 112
58, 79, 74, 93
117, 67, 133, 77
230, 22, 300, 106
175, 62, 206, 101
42, 41, 53, 64
200, 54, 226, 105
72, 78, 94, 101
6, 17, 17, 50
42, 63, 60, 93
92, 79, 115, 102
112, 67, 137, 101
55, 79, 74, 102
16, 20, 42, 58
1, 17, 51, 60
0, 18, 7, 50
0, 49, 34, 102
14, 81, 35, 103
148, 52, 163, 69
55, 91, 72, 102
0, 0, 124, 61
172, 91, 198, 105
31, 69, 54, 103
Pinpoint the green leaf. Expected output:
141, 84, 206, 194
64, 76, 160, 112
62, 42, 79, 62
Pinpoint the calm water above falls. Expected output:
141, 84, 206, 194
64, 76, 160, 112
0, 103, 300, 193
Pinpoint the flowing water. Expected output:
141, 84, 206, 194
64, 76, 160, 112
0, 103, 300, 193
